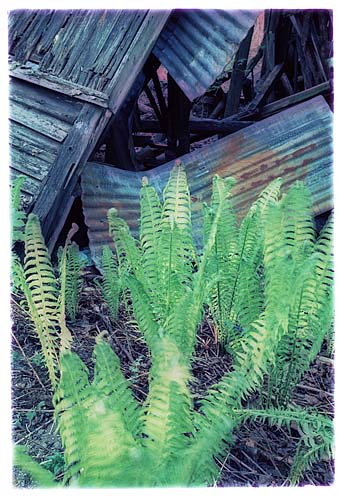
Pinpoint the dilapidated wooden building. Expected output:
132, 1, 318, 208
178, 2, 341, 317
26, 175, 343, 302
9, 9, 333, 257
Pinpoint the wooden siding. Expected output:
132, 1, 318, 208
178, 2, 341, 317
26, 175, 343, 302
9, 78, 82, 201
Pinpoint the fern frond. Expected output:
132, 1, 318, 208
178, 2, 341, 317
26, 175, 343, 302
250, 177, 282, 215
280, 181, 315, 262
107, 207, 141, 274
181, 303, 289, 484
55, 339, 145, 487
158, 165, 196, 318
24, 214, 60, 387
143, 337, 193, 477
139, 177, 163, 298
233, 406, 333, 485
92, 336, 141, 438
265, 206, 333, 406
11, 175, 26, 244
126, 275, 161, 351
98, 246, 120, 322
161, 163, 192, 230
64, 242, 82, 322
53, 349, 94, 484
14, 445, 58, 487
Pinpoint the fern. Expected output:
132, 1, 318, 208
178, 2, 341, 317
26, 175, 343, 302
21, 214, 60, 387
234, 406, 333, 485
97, 246, 120, 322
13, 445, 58, 487
15, 170, 333, 488
57, 224, 80, 352
262, 188, 334, 407
11, 175, 26, 245
205, 178, 282, 350
54, 335, 145, 487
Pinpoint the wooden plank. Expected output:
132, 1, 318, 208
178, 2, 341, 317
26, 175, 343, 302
152, 70, 168, 127
76, 12, 124, 87
41, 11, 85, 75
10, 146, 52, 181
35, 11, 70, 58
9, 12, 35, 54
280, 72, 294, 95
137, 118, 254, 134
9, 101, 70, 142
257, 80, 331, 118
99, 12, 148, 89
290, 14, 314, 89
32, 104, 112, 243
108, 11, 171, 114
245, 63, 284, 114
224, 26, 254, 117
9, 78, 82, 124
9, 67, 109, 108
58, 12, 103, 81
11, 168, 41, 198
93, 12, 145, 76
13, 11, 54, 62
9, 123, 59, 165
144, 83, 163, 124
166, 74, 191, 159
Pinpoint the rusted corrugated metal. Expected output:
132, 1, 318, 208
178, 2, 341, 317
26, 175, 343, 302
81, 95, 333, 267
153, 9, 259, 101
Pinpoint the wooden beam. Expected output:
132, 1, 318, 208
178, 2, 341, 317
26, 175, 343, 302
9, 64, 109, 108
144, 83, 164, 125
244, 63, 284, 115
32, 104, 112, 244
152, 71, 168, 128
224, 26, 254, 117
256, 80, 331, 118
108, 11, 171, 115
137, 118, 254, 134
166, 74, 191, 159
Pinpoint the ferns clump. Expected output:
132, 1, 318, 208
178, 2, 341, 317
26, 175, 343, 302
12, 217, 82, 386
14, 164, 333, 487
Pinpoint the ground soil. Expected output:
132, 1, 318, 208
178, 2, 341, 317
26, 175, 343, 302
11, 264, 334, 488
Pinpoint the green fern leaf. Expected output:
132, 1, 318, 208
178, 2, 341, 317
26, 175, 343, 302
11, 175, 26, 244
92, 336, 141, 437
23, 214, 60, 387
98, 245, 120, 322
14, 445, 58, 487
53, 349, 94, 485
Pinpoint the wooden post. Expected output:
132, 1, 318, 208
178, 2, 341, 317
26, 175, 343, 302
32, 103, 112, 246
224, 26, 254, 118
166, 74, 191, 160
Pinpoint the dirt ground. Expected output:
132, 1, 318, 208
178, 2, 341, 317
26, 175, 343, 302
11, 264, 334, 488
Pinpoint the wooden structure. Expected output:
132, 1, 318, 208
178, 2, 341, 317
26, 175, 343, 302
9, 10, 170, 247
8, 9, 333, 252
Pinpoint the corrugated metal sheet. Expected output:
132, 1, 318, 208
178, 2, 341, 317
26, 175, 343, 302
9, 10, 170, 96
81, 95, 333, 267
153, 9, 259, 101
9, 78, 82, 202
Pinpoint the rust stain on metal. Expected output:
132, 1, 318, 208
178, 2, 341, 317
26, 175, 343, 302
82, 96, 333, 267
